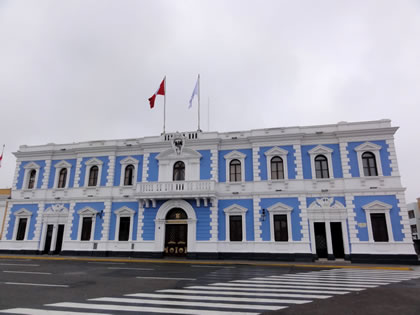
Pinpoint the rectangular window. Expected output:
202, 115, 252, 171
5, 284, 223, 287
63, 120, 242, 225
119, 217, 131, 241
408, 210, 415, 219
370, 213, 389, 242
411, 225, 418, 234
273, 214, 288, 241
80, 217, 92, 241
229, 215, 243, 241
16, 218, 27, 241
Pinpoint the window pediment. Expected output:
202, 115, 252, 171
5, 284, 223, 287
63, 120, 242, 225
308, 197, 345, 210
223, 204, 248, 214
156, 147, 202, 161
23, 162, 40, 170
54, 160, 72, 169
120, 156, 139, 165
114, 206, 135, 216
77, 207, 98, 216
14, 208, 32, 217
362, 200, 392, 211
355, 142, 382, 152
44, 204, 69, 216
224, 150, 246, 160
308, 145, 333, 155
264, 147, 288, 157
85, 158, 103, 166
267, 202, 293, 213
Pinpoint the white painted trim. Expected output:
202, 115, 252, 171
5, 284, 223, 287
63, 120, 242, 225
223, 204, 248, 242
13, 208, 32, 241
119, 157, 139, 187
362, 200, 394, 242
53, 161, 72, 189
83, 158, 103, 187
224, 150, 246, 183
308, 145, 334, 179
264, 147, 289, 180
266, 202, 293, 242
354, 142, 383, 177
77, 207, 98, 241
23, 162, 41, 189
114, 206, 135, 241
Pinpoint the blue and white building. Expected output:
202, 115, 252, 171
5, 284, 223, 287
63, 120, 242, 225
0, 119, 417, 263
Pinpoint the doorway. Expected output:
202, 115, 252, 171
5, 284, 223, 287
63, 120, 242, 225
54, 224, 65, 254
43, 225, 53, 254
330, 222, 345, 259
164, 208, 188, 256
314, 222, 328, 259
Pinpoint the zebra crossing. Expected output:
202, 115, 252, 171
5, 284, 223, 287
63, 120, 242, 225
1, 268, 420, 314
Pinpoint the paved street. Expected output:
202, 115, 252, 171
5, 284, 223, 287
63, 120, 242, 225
0, 257, 419, 314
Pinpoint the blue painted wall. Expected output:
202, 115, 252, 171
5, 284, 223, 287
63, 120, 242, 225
218, 149, 254, 182
353, 195, 403, 242
259, 198, 302, 241
142, 200, 166, 240
218, 199, 254, 241
198, 150, 212, 180
109, 202, 139, 241
48, 159, 77, 189
301, 144, 343, 179
78, 157, 110, 187
16, 161, 46, 189
147, 153, 159, 182
71, 202, 105, 241
347, 140, 392, 177
113, 155, 143, 186
259, 146, 297, 180
186, 200, 211, 241
6, 204, 39, 240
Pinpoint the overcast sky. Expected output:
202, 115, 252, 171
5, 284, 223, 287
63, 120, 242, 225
0, 0, 419, 201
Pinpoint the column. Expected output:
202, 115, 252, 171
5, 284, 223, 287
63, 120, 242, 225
325, 221, 334, 260
50, 224, 58, 254
253, 197, 262, 241
101, 200, 112, 242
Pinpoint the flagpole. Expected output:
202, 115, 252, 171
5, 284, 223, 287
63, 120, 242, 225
197, 74, 201, 131
207, 97, 210, 131
163, 76, 166, 134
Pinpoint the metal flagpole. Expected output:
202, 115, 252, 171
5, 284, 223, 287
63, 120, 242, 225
163, 76, 166, 134
197, 74, 201, 131
207, 97, 210, 131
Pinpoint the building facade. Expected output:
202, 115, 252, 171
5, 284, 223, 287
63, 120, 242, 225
0, 119, 417, 263
407, 199, 420, 254
0, 189, 11, 240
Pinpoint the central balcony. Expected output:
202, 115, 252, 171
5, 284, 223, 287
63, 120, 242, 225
137, 180, 216, 199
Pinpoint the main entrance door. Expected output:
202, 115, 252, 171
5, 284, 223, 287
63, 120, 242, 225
330, 222, 345, 259
314, 222, 328, 259
164, 208, 188, 256
54, 224, 65, 254
43, 225, 54, 254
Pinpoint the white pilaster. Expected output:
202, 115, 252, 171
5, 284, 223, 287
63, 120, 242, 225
253, 197, 262, 241
339, 142, 351, 178
41, 160, 51, 189
298, 196, 309, 243
50, 223, 59, 252
137, 202, 144, 241
345, 194, 358, 244
142, 153, 150, 182
210, 198, 218, 241
252, 146, 261, 181
386, 139, 400, 176
106, 155, 115, 186
33, 202, 45, 242
293, 145, 303, 180
325, 221, 333, 255
210, 149, 218, 182
396, 192, 413, 242
73, 157, 83, 188
65, 202, 76, 241
12, 161, 22, 190
101, 200, 112, 241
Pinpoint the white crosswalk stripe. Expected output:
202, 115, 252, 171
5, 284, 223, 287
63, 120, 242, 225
1, 268, 420, 314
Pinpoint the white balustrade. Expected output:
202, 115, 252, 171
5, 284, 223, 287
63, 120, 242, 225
138, 180, 214, 194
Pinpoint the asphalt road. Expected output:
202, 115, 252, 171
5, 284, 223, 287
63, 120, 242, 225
0, 257, 419, 314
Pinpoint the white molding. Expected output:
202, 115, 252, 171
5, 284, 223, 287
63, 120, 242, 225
293, 144, 303, 180
119, 156, 139, 187
354, 142, 383, 177
77, 207, 98, 241
266, 201, 293, 242
224, 203, 248, 242
53, 160, 72, 189
114, 206, 135, 241
83, 158, 103, 187
386, 139, 400, 176
253, 197, 262, 241
23, 162, 41, 189
362, 200, 394, 242
13, 208, 33, 241
224, 150, 246, 183
264, 146, 289, 180
156, 148, 202, 181
308, 145, 334, 179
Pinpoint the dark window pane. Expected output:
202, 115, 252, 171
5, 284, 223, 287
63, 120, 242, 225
58, 168, 67, 188
119, 217, 130, 241
88, 166, 99, 186
274, 214, 288, 241
271, 156, 284, 180
124, 165, 134, 186
315, 155, 329, 179
28, 170, 36, 189
371, 213, 389, 242
16, 218, 27, 241
362, 152, 378, 176
166, 208, 188, 220
173, 161, 185, 181
229, 215, 242, 241
229, 159, 242, 182
81, 217, 92, 241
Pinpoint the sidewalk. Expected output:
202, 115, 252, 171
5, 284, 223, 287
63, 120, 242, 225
0, 254, 418, 271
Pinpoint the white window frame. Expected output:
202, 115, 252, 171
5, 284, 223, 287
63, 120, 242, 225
13, 208, 32, 241
224, 150, 246, 183
266, 202, 293, 242
362, 200, 394, 242
354, 142, 383, 177
53, 160, 72, 189
77, 207, 98, 241
114, 206, 135, 241
223, 204, 248, 241
264, 147, 289, 180
119, 157, 139, 186
23, 162, 40, 189
84, 158, 103, 187
308, 145, 334, 179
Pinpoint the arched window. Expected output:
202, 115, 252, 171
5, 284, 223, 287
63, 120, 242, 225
173, 161, 185, 181
270, 156, 284, 180
57, 168, 67, 188
229, 159, 242, 182
362, 152, 378, 176
88, 166, 99, 186
166, 208, 188, 220
124, 164, 134, 186
315, 155, 329, 179
27, 169, 36, 189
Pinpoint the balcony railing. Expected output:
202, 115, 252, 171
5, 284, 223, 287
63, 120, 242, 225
138, 180, 215, 195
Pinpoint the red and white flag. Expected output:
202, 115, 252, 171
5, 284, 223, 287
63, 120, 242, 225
148, 77, 165, 109
0, 145, 4, 168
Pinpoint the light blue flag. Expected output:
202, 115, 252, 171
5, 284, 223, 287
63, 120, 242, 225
189, 76, 199, 109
